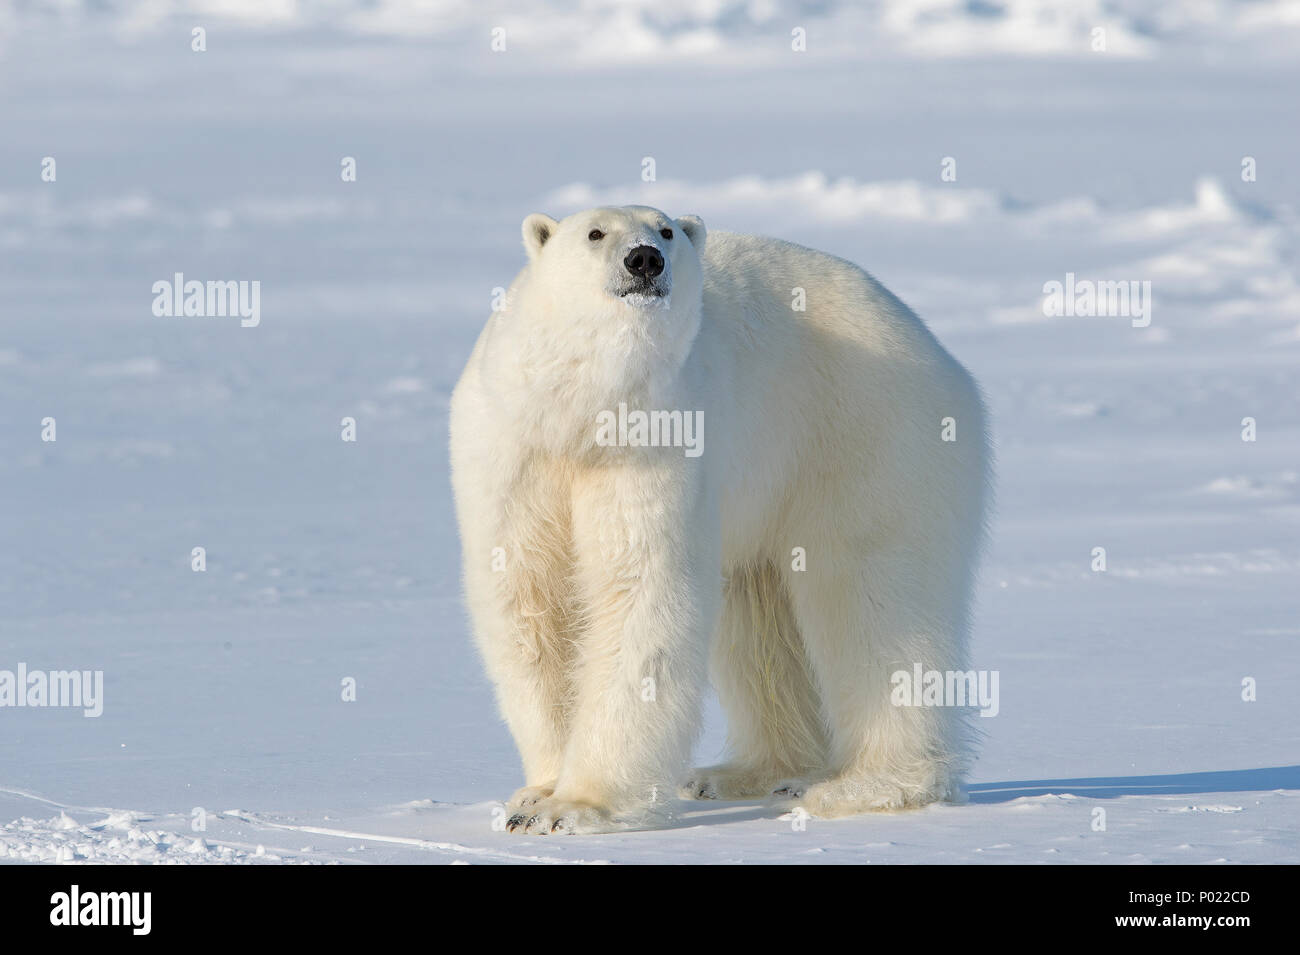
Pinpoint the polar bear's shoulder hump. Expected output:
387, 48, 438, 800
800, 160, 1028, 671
702, 231, 870, 284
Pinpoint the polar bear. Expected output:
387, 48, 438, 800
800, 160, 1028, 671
449, 205, 990, 834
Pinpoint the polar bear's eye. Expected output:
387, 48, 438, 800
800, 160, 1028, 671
588, 229, 605, 241
660, 228, 673, 240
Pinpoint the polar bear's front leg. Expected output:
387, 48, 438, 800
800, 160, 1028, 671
456, 456, 582, 796
509, 462, 718, 834
465, 562, 572, 791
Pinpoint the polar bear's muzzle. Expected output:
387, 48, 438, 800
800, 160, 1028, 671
624, 245, 664, 280
614, 244, 670, 302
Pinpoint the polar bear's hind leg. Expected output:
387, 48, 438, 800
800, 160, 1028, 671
685, 560, 829, 800
783, 535, 973, 816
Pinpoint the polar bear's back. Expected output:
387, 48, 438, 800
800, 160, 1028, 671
697, 230, 989, 549
699, 230, 979, 405
702, 231, 931, 352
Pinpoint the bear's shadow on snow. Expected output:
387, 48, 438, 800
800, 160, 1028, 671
967, 766, 1300, 803
657, 801, 793, 830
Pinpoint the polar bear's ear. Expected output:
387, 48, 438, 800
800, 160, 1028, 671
676, 214, 706, 252
522, 213, 559, 260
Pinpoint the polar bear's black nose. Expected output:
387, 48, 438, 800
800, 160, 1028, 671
624, 246, 665, 279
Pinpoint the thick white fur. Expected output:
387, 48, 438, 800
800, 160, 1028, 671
450, 205, 990, 834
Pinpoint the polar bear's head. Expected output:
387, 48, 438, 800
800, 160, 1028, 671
520, 205, 706, 313
506, 205, 708, 405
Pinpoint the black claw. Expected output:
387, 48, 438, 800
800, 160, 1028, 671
507, 812, 528, 830
685, 779, 713, 799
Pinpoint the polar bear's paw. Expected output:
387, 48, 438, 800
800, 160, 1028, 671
506, 783, 555, 811
682, 764, 782, 800
505, 797, 614, 835
789, 775, 949, 817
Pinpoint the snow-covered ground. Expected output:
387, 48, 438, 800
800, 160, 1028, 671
1, 1, 1298, 863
